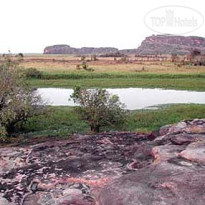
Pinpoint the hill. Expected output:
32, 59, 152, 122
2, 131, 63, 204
136, 34, 205, 55
44, 45, 119, 55
43, 35, 205, 56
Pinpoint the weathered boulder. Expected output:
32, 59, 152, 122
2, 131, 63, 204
179, 141, 205, 165
98, 161, 205, 205
98, 119, 205, 205
0, 132, 154, 205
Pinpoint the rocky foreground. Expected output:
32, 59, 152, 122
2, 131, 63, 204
0, 119, 205, 205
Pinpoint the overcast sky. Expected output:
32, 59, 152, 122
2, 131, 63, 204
0, 0, 204, 53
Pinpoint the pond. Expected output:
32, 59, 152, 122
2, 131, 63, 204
37, 88, 205, 110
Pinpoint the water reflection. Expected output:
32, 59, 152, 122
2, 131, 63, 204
37, 88, 205, 110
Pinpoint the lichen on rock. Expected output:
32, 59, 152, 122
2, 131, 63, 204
0, 119, 205, 205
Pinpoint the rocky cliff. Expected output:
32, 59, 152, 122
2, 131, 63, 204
44, 45, 119, 55
0, 119, 205, 205
44, 35, 205, 56
136, 35, 205, 55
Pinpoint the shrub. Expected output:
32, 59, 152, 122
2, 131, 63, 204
0, 125, 7, 142
91, 55, 98, 61
70, 87, 127, 133
80, 56, 86, 61
82, 61, 88, 70
24, 68, 42, 79
76, 61, 94, 72
76, 64, 81, 70
15, 53, 24, 61
119, 56, 129, 63
0, 60, 44, 140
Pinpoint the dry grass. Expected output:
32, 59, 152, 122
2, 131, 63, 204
19, 55, 205, 74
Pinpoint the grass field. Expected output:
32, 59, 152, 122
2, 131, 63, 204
28, 76, 205, 91
16, 55, 205, 91
20, 55, 205, 74
1, 55, 204, 144
21, 104, 205, 138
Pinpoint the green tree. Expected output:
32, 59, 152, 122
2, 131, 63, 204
70, 87, 127, 133
0, 59, 44, 141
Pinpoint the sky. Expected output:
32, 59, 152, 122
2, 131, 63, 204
0, 0, 204, 53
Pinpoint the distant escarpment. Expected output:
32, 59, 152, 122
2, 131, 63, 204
44, 45, 138, 56
136, 35, 205, 55
44, 35, 205, 56
44, 45, 119, 55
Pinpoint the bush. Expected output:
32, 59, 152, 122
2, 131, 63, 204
0, 60, 44, 140
0, 125, 7, 142
91, 55, 98, 61
80, 56, 86, 61
24, 68, 42, 79
70, 87, 127, 133
76, 61, 95, 72
15, 53, 24, 61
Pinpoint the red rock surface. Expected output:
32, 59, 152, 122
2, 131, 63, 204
0, 119, 205, 205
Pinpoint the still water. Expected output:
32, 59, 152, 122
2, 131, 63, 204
37, 88, 205, 110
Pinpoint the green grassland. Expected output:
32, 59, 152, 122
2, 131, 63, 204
18, 55, 205, 91
28, 73, 205, 91
21, 104, 205, 138
1, 56, 204, 145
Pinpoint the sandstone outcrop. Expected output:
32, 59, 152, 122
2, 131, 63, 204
99, 119, 205, 205
44, 45, 119, 55
136, 35, 205, 55
43, 35, 205, 56
0, 119, 205, 204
